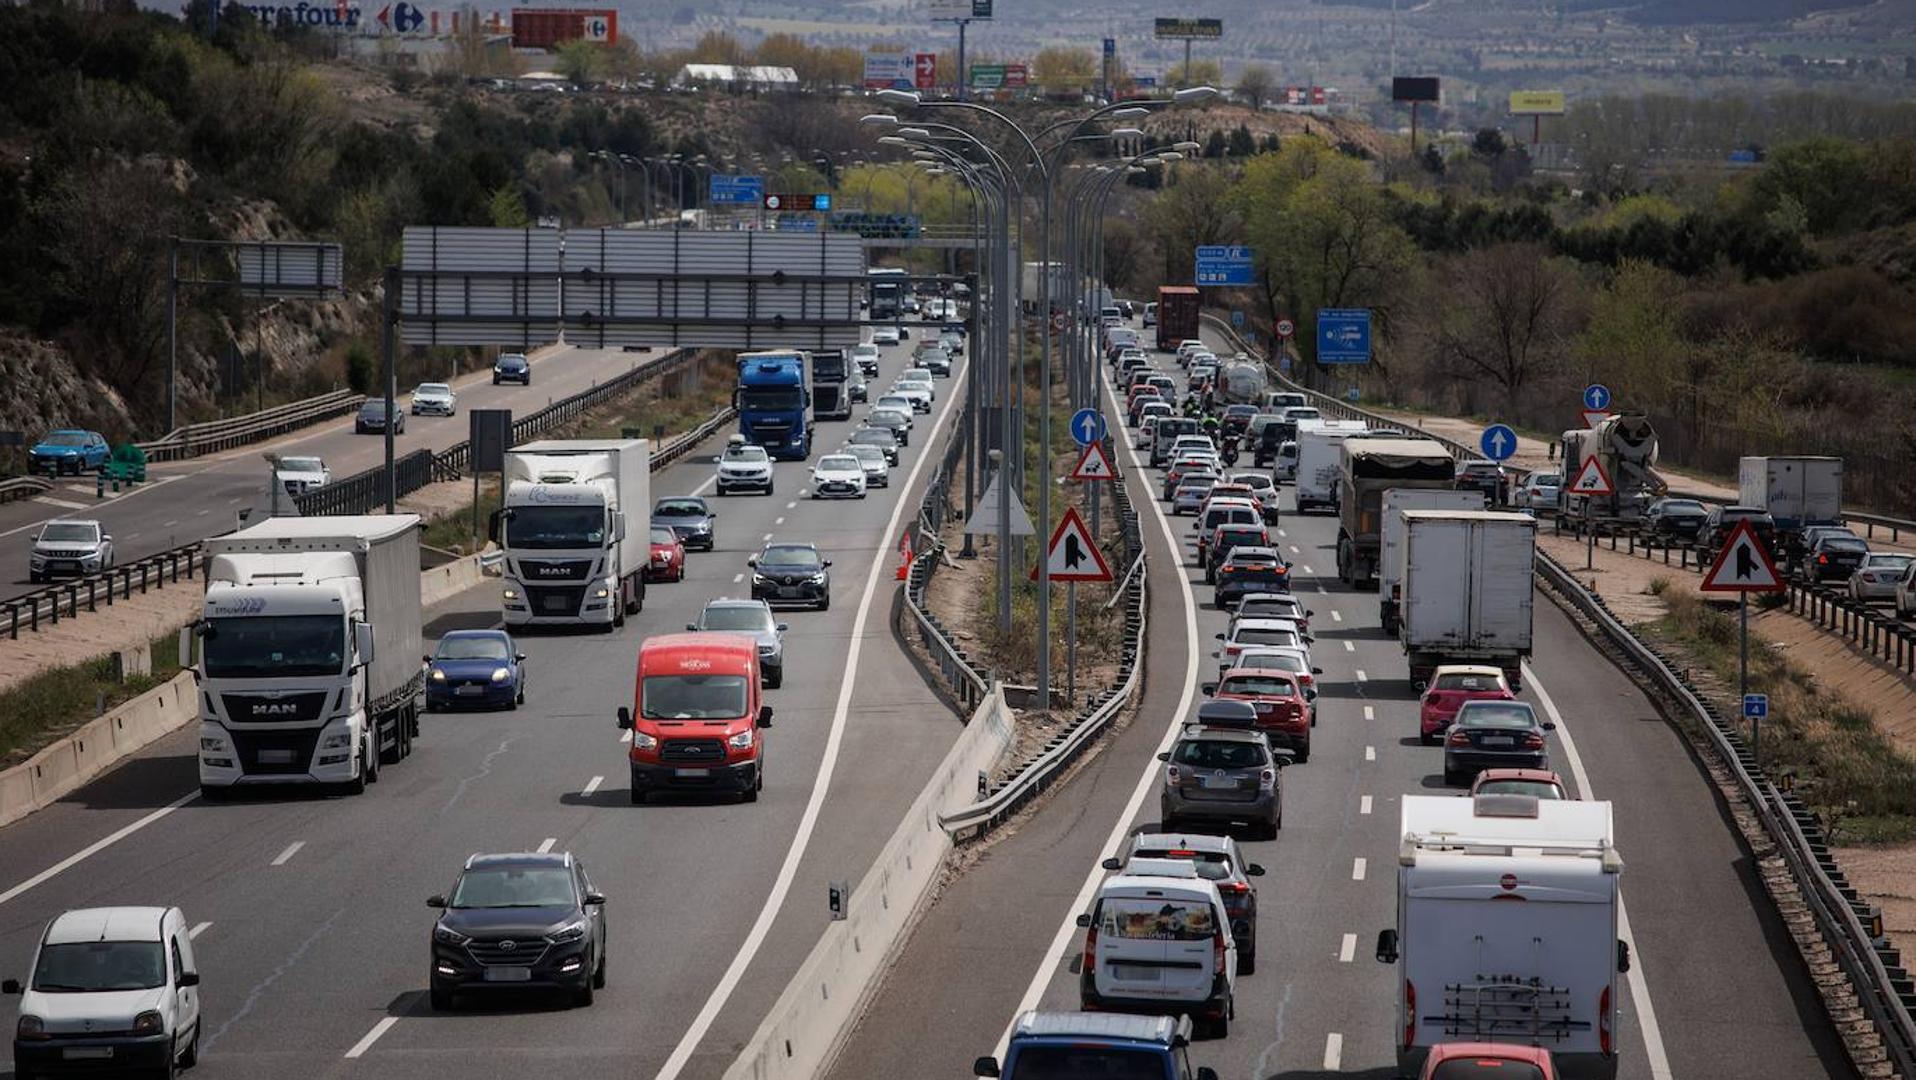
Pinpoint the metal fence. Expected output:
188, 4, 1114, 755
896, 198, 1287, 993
138, 389, 365, 463
4, 545, 203, 640
900, 407, 994, 710
0, 477, 51, 505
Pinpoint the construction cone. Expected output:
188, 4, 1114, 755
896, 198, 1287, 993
895, 532, 914, 581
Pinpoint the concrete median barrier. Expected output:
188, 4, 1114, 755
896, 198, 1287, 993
725, 688, 1015, 1080
420, 551, 487, 609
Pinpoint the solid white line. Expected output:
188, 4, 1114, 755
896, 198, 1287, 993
344, 1016, 399, 1059
1355, 669, 1368, 683
1323, 1032, 1344, 1070
582, 775, 604, 796
32, 496, 88, 510
537, 837, 557, 854
1344, 641, 1355, 653
651, 363, 971, 1080
270, 841, 304, 866
1352, 857, 1367, 881
1339, 932, 1357, 963
1363, 705, 1375, 721
1331, 610, 1343, 622
188, 922, 212, 940
992, 365, 1205, 1065
1365, 745, 1376, 762
1360, 795, 1373, 815
0, 791, 198, 907
1525, 660, 1674, 1080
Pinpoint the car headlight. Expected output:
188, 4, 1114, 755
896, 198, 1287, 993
752, 573, 770, 586
131, 1010, 164, 1036
631, 731, 658, 751
320, 731, 353, 750
17, 1015, 47, 1040
810, 572, 828, 585
593, 586, 610, 599
728, 729, 755, 749
491, 667, 511, 683
546, 919, 589, 944
430, 669, 447, 682
433, 924, 471, 946
503, 588, 519, 600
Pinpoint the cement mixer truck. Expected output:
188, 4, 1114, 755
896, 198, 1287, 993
1558, 412, 1668, 531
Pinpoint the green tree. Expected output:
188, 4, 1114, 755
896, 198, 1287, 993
1753, 137, 1869, 234
1032, 46, 1097, 95
1165, 58, 1221, 88
1431, 243, 1581, 408
487, 184, 530, 227
1228, 124, 1256, 158
554, 39, 605, 85
1234, 64, 1275, 110
1142, 165, 1240, 285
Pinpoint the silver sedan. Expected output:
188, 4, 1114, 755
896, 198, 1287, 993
1850, 553, 1915, 602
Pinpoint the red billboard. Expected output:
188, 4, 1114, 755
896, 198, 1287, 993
1004, 62, 1028, 88
914, 52, 937, 90
510, 8, 616, 49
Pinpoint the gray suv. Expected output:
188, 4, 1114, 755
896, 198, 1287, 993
688, 598, 788, 688
1158, 719, 1283, 839
30, 520, 113, 583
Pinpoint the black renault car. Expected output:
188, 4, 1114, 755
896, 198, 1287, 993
427, 852, 606, 1010
749, 542, 833, 610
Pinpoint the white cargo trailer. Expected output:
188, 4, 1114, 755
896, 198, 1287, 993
1738, 455, 1842, 534
1378, 488, 1487, 635
1396, 509, 1536, 689
1293, 420, 1371, 514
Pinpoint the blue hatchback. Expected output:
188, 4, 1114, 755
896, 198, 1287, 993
425, 630, 526, 711
976, 1012, 1216, 1080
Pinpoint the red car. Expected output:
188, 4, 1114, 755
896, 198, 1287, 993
646, 525, 686, 583
1419, 1042, 1558, 1079
1470, 767, 1570, 800
1204, 667, 1310, 763
1419, 664, 1513, 744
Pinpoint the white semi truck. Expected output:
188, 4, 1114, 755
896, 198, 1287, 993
188, 516, 423, 797
495, 439, 650, 629
1376, 795, 1628, 1080
1293, 420, 1371, 514
1377, 488, 1488, 635
1395, 509, 1536, 689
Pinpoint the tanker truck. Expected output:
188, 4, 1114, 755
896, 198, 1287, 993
1558, 412, 1668, 530
1216, 355, 1269, 406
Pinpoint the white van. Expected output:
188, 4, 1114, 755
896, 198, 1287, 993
4, 906, 203, 1075
1077, 859, 1237, 1038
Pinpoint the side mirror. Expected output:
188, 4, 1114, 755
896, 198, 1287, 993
1074, 913, 1092, 929
426, 895, 447, 908
1376, 928, 1399, 964
487, 508, 506, 544
1307, 610, 1316, 617
1156, 751, 1170, 762
177, 627, 194, 671
610, 511, 626, 544
1247, 863, 1266, 876
422, 655, 434, 666
177, 971, 200, 988
103, 534, 113, 543
686, 623, 700, 632
583, 892, 607, 906
758, 705, 774, 728
1100, 857, 1122, 871
515, 653, 526, 662
1, 979, 19, 995
354, 623, 376, 667
973, 1056, 1002, 1078
776, 623, 789, 633
1200, 683, 1217, 696
823, 560, 834, 568
616, 707, 633, 731
1197, 1069, 1220, 1080
1542, 721, 1558, 732
747, 556, 758, 568
1214, 633, 1225, 640
1617, 939, 1631, 973
1312, 667, 1324, 675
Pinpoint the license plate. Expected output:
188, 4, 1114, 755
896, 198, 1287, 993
483, 966, 532, 982
1201, 774, 1238, 789
455, 685, 483, 696
54, 561, 77, 571
674, 767, 709, 777
779, 587, 801, 597
542, 595, 570, 612
258, 749, 296, 764
1113, 963, 1162, 982
1482, 736, 1515, 747
64, 1047, 114, 1060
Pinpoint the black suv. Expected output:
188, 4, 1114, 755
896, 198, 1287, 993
427, 852, 607, 1010
750, 542, 832, 610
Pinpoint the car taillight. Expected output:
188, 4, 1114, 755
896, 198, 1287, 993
1259, 768, 1276, 790
1298, 673, 1314, 686
1213, 929, 1227, 973
1218, 880, 1250, 895
1447, 730, 1471, 747
1166, 764, 1181, 785
1523, 732, 1546, 751
1599, 986, 1612, 1055
1404, 981, 1417, 1049
1085, 923, 1100, 973
1818, 554, 1829, 564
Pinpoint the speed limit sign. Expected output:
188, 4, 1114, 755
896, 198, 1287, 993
1275, 318, 1296, 339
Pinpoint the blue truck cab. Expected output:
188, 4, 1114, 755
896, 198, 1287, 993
736, 351, 810, 461
975, 1012, 1217, 1080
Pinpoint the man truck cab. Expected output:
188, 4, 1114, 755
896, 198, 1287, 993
617, 633, 771, 805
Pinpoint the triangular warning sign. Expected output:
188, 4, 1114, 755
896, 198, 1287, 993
1071, 442, 1116, 481
1700, 520, 1785, 593
1030, 506, 1113, 583
1581, 409, 1611, 429
1568, 455, 1615, 496
965, 472, 1037, 537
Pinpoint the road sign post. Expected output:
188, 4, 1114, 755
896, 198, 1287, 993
1701, 520, 1786, 764
1479, 423, 1517, 462
1069, 408, 1107, 447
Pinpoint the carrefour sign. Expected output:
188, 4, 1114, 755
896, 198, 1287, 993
237, 1, 365, 28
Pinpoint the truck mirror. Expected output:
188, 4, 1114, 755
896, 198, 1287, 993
616, 707, 632, 730
1375, 929, 1398, 964
972, 1057, 1001, 1078
1617, 939, 1631, 973
610, 511, 626, 544
758, 705, 774, 728
487, 508, 503, 543
177, 627, 193, 671
354, 624, 376, 667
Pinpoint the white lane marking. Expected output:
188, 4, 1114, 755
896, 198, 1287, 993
1344, 641, 1356, 653
1302, 564, 1314, 574
652, 362, 971, 1080
1525, 660, 1674, 1080
1360, 795, 1373, 815
1288, 544, 1300, 553
1365, 745, 1377, 761
732, 572, 745, 583
1352, 857, 1367, 881
344, 1016, 399, 1059
785, 501, 797, 509
1323, 1032, 1344, 1070
1339, 933, 1357, 963
32, 496, 88, 510
196, 508, 210, 516
0, 791, 198, 907
537, 837, 557, 854
1331, 610, 1343, 623
992, 365, 1204, 1065
1363, 705, 1375, 720
270, 841, 304, 866
1316, 585, 1328, 595
775, 516, 785, 525
188, 922, 212, 940
163, 519, 178, 528
582, 775, 604, 796
762, 532, 773, 541
1355, 669, 1367, 683
1277, 529, 1288, 538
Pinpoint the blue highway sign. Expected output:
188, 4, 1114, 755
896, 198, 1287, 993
1316, 309, 1372, 364
1744, 693, 1769, 719
1583, 383, 1612, 411
709, 174, 765, 206
1070, 408, 1107, 447
1480, 424, 1517, 462
1195, 245, 1255, 287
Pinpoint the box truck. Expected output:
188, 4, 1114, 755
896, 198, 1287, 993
1335, 438, 1456, 587
1739, 455, 1842, 553
811, 348, 853, 422
495, 439, 650, 630
1395, 509, 1536, 689
188, 515, 423, 797
1378, 488, 1488, 635
1293, 420, 1371, 514
1376, 795, 1627, 1080
1155, 285, 1200, 352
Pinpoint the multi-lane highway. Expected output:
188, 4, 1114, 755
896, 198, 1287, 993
827, 324, 1858, 1079
0, 345, 663, 601
0, 333, 971, 1078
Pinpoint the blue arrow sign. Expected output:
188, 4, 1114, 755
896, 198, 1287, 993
1583, 383, 1612, 411
1070, 408, 1106, 447
1743, 693, 1768, 719
1480, 423, 1517, 462
1316, 308, 1372, 364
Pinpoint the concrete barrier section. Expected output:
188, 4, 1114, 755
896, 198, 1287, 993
725, 689, 1016, 1080
420, 552, 486, 609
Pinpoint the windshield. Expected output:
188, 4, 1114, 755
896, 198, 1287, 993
1431, 1061, 1546, 1080
641, 674, 749, 719
359, 402, 388, 417
1240, 652, 1306, 673
31, 942, 166, 992
1458, 703, 1537, 729
1174, 739, 1267, 768
204, 614, 345, 678
723, 445, 770, 463
1237, 628, 1299, 647
650, 527, 677, 544
700, 607, 771, 632
1824, 537, 1869, 552
741, 387, 804, 411
41, 432, 92, 446
449, 867, 575, 909
655, 500, 707, 517
1477, 779, 1564, 799
1435, 672, 1503, 692
506, 505, 604, 549
1868, 555, 1914, 569
1135, 849, 1232, 882
847, 446, 884, 465
759, 547, 820, 570
818, 456, 860, 472
852, 429, 894, 445
1098, 897, 1217, 942
278, 457, 324, 473
40, 523, 97, 543
1007, 1046, 1167, 1080
436, 636, 509, 661
416, 383, 449, 395
1221, 675, 1296, 697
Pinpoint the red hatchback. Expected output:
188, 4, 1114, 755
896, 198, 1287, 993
1419, 1042, 1558, 1079
1419, 664, 1514, 744
647, 525, 686, 583
1204, 667, 1310, 763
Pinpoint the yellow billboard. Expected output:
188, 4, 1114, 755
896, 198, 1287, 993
1508, 90, 1566, 116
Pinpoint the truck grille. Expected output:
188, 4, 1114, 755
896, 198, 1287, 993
660, 738, 726, 763
223, 692, 329, 724
518, 559, 591, 582
231, 729, 323, 775
467, 939, 551, 966
526, 584, 586, 615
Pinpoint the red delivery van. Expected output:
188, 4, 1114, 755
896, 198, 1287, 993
616, 632, 770, 804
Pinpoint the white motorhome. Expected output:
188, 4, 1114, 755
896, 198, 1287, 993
1376, 795, 1627, 1080
495, 439, 650, 629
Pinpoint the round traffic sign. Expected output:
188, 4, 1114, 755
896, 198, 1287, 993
1583, 383, 1611, 411
1479, 423, 1518, 462
1275, 318, 1295, 339
764, 194, 783, 210
1069, 408, 1107, 447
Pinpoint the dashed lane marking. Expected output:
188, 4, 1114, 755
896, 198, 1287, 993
270, 841, 304, 866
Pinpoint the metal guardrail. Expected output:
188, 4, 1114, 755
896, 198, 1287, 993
900, 408, 993, 710
1536, 549, 1916, 1077
0, 477, 52, 505
936, 439, 1147, 842
4, 544, 203, 640
137, 390, 365, 463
